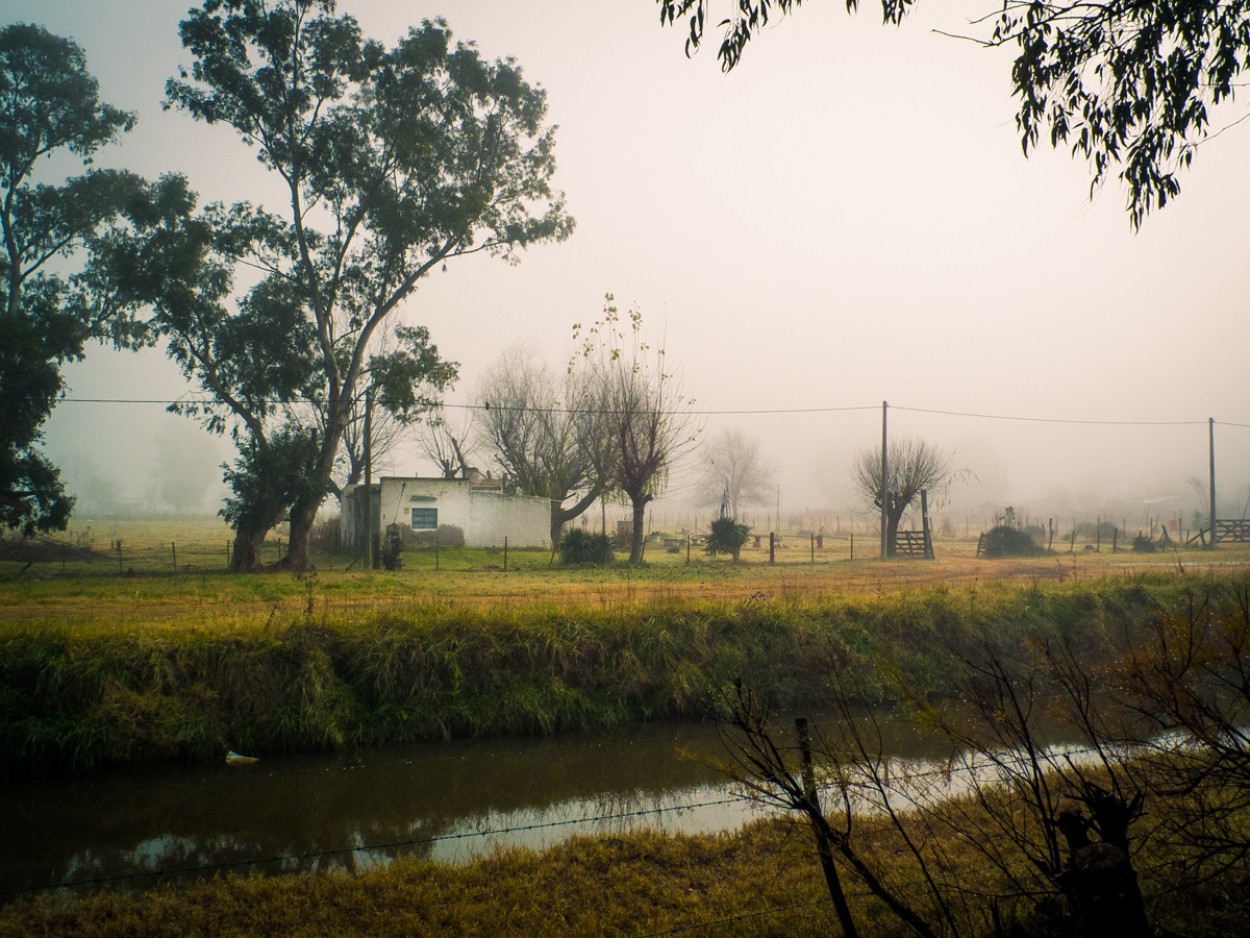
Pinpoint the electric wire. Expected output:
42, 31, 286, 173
53, 395, 1248, 427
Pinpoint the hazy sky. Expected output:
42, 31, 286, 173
9, 0, 1250, 526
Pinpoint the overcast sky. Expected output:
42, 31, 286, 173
9, 0, 1250, 528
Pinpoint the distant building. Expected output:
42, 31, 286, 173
340, 471, 550, 551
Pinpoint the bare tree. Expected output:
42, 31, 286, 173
574, 297, 699, 563
417, 407, 479, 480
852, 439, 954, 557
694, 427, 776, 520
476, 345, 605, 545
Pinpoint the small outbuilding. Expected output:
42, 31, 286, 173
341, 471, 551, 551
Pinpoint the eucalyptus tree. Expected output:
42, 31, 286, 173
476, 344, 606, 547
659, 0, 1248, 226
338, 324, 458, 487
136, 1, 571, 570
574, 297, 699, 564
0, 24, 154, 534
852, 438, 953, 557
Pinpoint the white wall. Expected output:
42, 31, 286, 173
378, 477, 550, 549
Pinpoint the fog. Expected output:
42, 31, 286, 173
11, 0, 1249, 533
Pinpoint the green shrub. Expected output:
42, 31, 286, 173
981, 524, 1044, 557
559, 529, 613, 564
706, 517, 750, 562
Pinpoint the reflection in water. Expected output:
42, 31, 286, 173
1, 713, 961, 900
2, 721, 756, 899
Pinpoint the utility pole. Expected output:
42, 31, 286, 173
880, 400, 889, 560
1209, 417, 1218, 550
363, 387, 374, 570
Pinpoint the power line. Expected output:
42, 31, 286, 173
892, 405, 1208, 427
55, 395, 1247, 427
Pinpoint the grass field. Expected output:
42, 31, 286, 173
3, 521, 1249, 935
3, 518, 1246, 626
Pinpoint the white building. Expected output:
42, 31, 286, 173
341, 473, 551, 550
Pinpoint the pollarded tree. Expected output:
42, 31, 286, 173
417, 408, 479, 480
852, 438, 953, 557
694, 427, 776, 521
574, 297, 700, 564
658, 0, 1250, 226
129, 2, 571, 570
476, 344, 607, 546
0, 24, 156, 534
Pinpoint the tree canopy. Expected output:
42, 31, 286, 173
111, 0, 572, 569
573, 297, 699, 564
658, 0, 1250, 226
694, 427, 775, 522
0, 23, 155, 534
476, 345, 606, 547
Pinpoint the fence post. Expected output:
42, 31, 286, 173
504, 537, 508, 573
850, 531, 854, 561
686, 533, 691, 565
116, 540, 123, 574
811, 533, 815, 564
769, 532, 775, 565
171, 542, 177, 575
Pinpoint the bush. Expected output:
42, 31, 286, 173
560, 528, 613, 564
706, 517, 750, 562
1132, 533, 1157, 553
981, 524, 1044, 557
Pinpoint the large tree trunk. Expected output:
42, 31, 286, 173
230, 521, 267, 572
551, 487, 602, 551
886, 507, 903, 558
628, 493, 649, 564
279, 419, 343, 571
282, 497, 319, 571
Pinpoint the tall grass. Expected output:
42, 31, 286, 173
2, 573, 1233, 780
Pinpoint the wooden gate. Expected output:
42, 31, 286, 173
895, 530, 933, 559
1216, 520, 1250, 543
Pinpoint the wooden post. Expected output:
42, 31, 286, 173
811, 532, 815, 564
880, 400, 889, 560
1209, 417, 1218, 549
920, 489, 933, 560
171, 542, 177, 575
503, 536, 508, 572
769, 532, 776, 565
686, 533, 691, 565
796, 718, 860, 938
850, 531, 854, 561
363, 387, 374, 570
